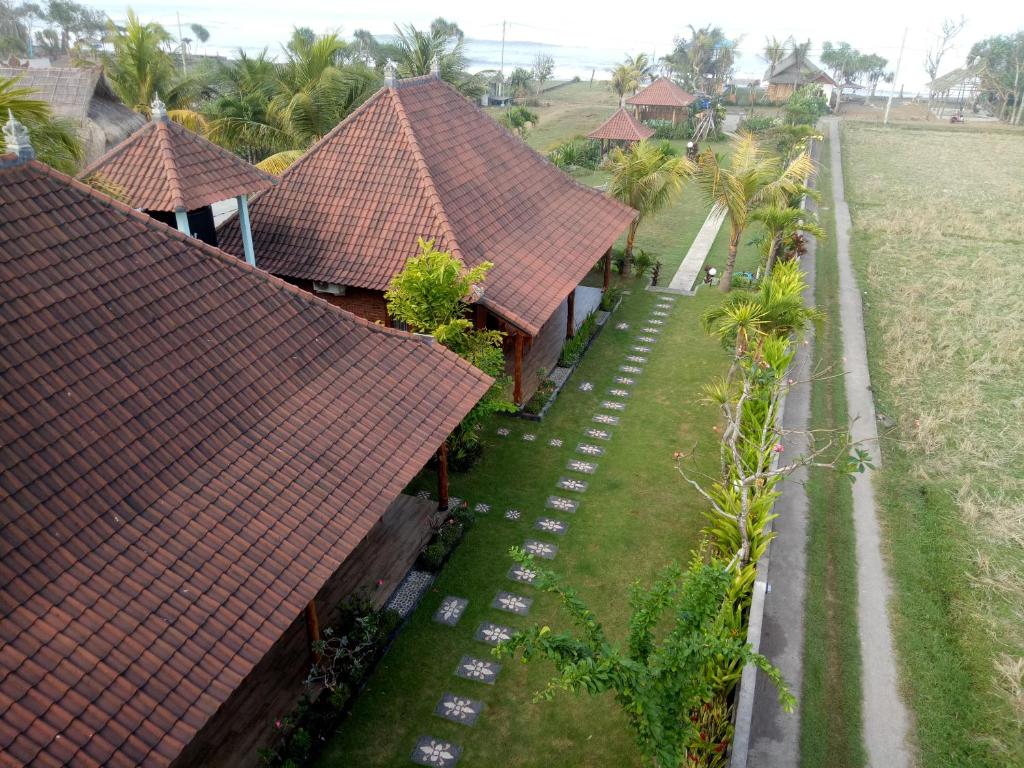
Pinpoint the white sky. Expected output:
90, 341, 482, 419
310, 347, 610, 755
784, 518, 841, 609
91, 0, 1021, 92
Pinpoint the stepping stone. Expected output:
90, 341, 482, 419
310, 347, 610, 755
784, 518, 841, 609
647, 319, 664, 326
524, 539, 559, 559
496, 427, 510, 437
585, 427, 612, 440
416, 489, 431, 501
522, 432, 536, 441
578, 381, 594, 392
492, 591, 533, 615
641, 326, 661, 334
636, 336, 657, 343
593, 413, 620, 425
474, 502, 490, 514
535, 517, 568, 535
608, 388, 631, 398
557, 476, 588, 492
615, 322, 629, 330
507, 564, 538, 585
619, 366, 643, 375
412, 736, 462, 767
568, 459, 597, 474
475, 621, 515, 646
433, 596, 468, 626
546, 495, 579, 513
455, 655, 501, 684
651, 310, 669, 317
386, 569, 434, 618
625, 356, 647, 364
504, 508, 521, 521
435, 693, 483, 727
614, 376, 635, 386
631, 346, 651, 353
548, 437, 564, 448
600, 400, 626, 411
577, 443, 604, 456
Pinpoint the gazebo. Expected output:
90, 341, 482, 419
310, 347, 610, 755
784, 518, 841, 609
79, 96, 274, 263
626, 77, 696, 125
587, 107, 655, 153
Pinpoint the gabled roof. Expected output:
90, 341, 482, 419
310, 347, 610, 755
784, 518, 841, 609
80, 115, 275, 212
217, 75, 636, 337
0, 66, 111, 121
764, 53, 833, 86
625, 77, 696, 108
928, 61, 985, 92
587, 107, 656, 142
0, 156, 491, 768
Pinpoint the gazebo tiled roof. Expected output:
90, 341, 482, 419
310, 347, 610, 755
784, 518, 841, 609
79, 109, 275, 212
587, 108, 656, 142
0, 153, 491, 767
626, 77, 696, 108
218, 74, 636, 337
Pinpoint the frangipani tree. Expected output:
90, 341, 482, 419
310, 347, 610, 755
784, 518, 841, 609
751, 204, 825, 277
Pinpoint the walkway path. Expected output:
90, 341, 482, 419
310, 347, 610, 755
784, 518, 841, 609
827, 117, 912, 768
656, 208, 726, 294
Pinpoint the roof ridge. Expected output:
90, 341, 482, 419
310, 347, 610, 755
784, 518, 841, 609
79, 120, 154, 179
167, 118, 277, 186
153, 119, 186, 210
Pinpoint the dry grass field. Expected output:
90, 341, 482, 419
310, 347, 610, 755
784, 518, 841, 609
842, 122, 1024, 766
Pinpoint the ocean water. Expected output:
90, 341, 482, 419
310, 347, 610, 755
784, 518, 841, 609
463, 38, 626, 80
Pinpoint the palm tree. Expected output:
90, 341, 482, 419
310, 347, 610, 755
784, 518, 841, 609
751, 204, 825, 278
763, 36, 790, 78
625, 52, 655, 84
391, 23, 485, 99
610, 63, 640, 105
605, 140, 694, 275
791, 39, 813, 89
1, 75, 84, 173
693, 132, 814, 291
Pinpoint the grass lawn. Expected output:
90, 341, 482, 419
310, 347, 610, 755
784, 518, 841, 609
798, 134, 865, 768
841, 121, 1024, 767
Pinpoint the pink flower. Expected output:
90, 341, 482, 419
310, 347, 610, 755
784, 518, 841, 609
275, 720, 282, 729
773, 443, 784, 453
376, 578, 384, 587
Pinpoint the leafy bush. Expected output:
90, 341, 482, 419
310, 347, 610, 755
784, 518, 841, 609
633, 249, 654, 278
548, 137, 601, 171
650, 259, 663, 287
600, 285, 623, 311
416, 507, 472, 572
650, 119, 691, 140
523, 377, 557, 415
498, 105, 538, 137
783, 84, 829, 126
558, 312, 597, 367
737, 115, 778, 134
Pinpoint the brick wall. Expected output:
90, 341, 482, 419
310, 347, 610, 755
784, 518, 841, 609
281, 278, 390, 326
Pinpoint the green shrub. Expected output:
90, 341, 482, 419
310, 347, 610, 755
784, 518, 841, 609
600, 285, 622, 311
558, 312, 597, 367
548, 136, 601, 170
419, 541, 447, 571
783, 84, 829, 126
737, 115, 778, 134
633, 249, 654, 278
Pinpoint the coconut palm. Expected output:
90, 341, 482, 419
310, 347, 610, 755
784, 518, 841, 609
605, 140, 694, 275
610, 63, 639, 105
751, 204, 825, 278
762, 36, 790, 77
1, 75, 83, 172
693, 132, 814, 291
391, 23, 485, 99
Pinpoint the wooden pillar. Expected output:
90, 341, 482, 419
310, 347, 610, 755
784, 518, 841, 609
305, 600, 321, 657
566, 289, 575, 339
513, 332, 524, 406
437, 442, 449, 511
603, 249, 612, 291
474, 303, 487, 330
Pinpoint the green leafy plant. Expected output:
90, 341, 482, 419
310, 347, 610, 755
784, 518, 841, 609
600, 285, 623, 311
632, 249, 654, 279
558, 312, 597, 367
547, 136, 601, 171
498, 105, 538, 137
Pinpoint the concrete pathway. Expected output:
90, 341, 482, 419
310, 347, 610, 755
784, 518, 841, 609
827, 117, 912, 768
655, 208, 726, 295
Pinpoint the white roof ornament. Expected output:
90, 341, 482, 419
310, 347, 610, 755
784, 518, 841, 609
150, 94, 167, 121
3, 110, 35, 162
430, 55, 441, 78
384, 62, 397, 88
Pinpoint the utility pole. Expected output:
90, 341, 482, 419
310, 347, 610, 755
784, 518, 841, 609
177, 12, 188, 76
499, 20, 507, 101
884, 27, 907, 125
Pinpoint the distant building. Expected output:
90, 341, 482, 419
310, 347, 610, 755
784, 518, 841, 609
587, 107, 655, 153
762, 53, 837, 106
625, 77, 697, 125
0, 65, 145, 162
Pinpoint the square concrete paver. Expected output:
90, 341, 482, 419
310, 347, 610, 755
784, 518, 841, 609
548, 437, 563, 447
433, 597, 468, 626
524, 539, 559, 559
507, 564, 538, 585
567, 459, 597, 474
534, 517, 568, 535
434, 693, 483, 727
585, 427, 612, 440
455, 656, 501, 684
546, 496, 579, 513
557, 476, 588, 492
412, 736, 462, 766
492, 591, 533, 615
593, 413, 620, 425
577, 443, 604, 456
504, 508, 521, 520
475, 622, 515, 645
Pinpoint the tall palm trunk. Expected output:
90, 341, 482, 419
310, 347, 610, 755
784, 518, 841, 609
720, 226, 740, 292
623, 220, 639, 276
764, 232, 783, 279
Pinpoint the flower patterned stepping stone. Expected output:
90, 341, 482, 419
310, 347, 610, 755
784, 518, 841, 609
474, 502, 490, 514
416, 489, 431, 500
615, 322, 629, 330
546, 495, 579, 513
492, 591, 533, 615
568, 459, 597, 474
522, 433, 536, 441
504, 508, 521, 520
455, 655, 501, 684
647, 319, 664, 326
496, 427, 510, 437
535, 517, 568, 535
619, 366, 643, 374
585, 427, 611, 440
475, 622, 515, 646
507, 564, 538, 585
524, 539, 559, 559
625, 355, 647, 363
412, 736, 462, 766
632, 346, 651, 353
601, 400, 626, 411
608, 388, 631, 397
652, 310, 669, 317
593, 413, 620, 425
636, 335, 657, 343
641, 326, 661, 333
548, 437, 563, 448
557, 476, 588, 492
614, 376, 635, 385
578, 381, 594, 392
434, 694, 483, 727
577, 443, 604, 456
433, 596, 468, 626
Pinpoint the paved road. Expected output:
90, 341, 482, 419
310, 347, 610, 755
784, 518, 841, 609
827, 117, 913, 768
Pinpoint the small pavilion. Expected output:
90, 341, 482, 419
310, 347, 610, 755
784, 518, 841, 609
78, 96, 274, 264
587, 107, 655, 153
626, 77, 696, 125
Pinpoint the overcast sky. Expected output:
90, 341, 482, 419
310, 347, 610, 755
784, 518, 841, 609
92, 0, 1020, 91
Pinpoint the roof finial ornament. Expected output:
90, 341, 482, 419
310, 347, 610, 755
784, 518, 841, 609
3, 109, 35, 162
430, 55, 441, 78
384, 61, 397, 88
150, 93, 167, 121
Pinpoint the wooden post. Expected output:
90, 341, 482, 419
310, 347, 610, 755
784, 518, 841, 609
603, 249, 612, 291
305, 600, 321, 658
566, 289, 575, 339
437, 442, 449, 511
474, 303, 487, 330
513, 332, 524, 405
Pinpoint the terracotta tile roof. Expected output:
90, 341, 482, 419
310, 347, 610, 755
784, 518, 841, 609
587, 108, 656, 142
0, 157, 491, 767
78, 116, 275, 212
625, 77, 697, 108
218, 75, 636, 337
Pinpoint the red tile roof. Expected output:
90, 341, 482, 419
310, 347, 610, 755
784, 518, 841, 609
78, 116, 275, 212
625, 77, 697, 108
587, 108, 656, 142
0, 156, 491, 767
217, 75, 636, 337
